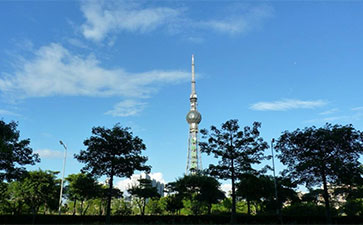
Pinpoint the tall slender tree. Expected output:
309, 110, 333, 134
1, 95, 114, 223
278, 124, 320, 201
75, 124, 150, 224
275, 123, 363, 223
200, 120, 268, 221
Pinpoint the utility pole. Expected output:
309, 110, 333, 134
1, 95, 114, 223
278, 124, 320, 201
58, 140, 68, 215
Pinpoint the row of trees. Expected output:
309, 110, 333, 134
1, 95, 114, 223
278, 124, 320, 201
1, 119, 363, 224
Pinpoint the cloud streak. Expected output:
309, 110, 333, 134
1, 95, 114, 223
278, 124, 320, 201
197, 5, 273, 35
35, 149, 63, 159
81, 1, 181, 41
0, 43, 189, 100
80, 1, 273, 41
0, 109, 19, 116
105, 100, 146, 117
352, 106, 363, 111
319, 108, 338, 115
250, 99, 327, 111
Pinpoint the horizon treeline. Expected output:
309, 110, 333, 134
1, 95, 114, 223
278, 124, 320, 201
0, 119, 363, 224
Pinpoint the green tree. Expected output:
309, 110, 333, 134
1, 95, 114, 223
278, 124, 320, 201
75, 124, 150, 223
164, 194, 184, 215
18, 170, 59, 221
3, 180, 28, 215
301, 188, 324, 205
112, 198, 132, 215
146, 197, 166, 215
170, 174, 225, 215
343, 199, 363, 216
200, 120, 268, 220
0, 120, 40, 181
0, 181, 9, 214
236, 173, 262, 215
65, 173, 103, 215
129, 178, 160, 215
275, 123, 363, 223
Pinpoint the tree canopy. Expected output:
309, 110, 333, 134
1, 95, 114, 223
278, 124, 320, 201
168, 174, 225, 215
200, 120, 268, 220
65, 173, 103, 215
74, 124, 150, 223
275, 123, 363, 222
0, 120, 40, 181
128, 178, 160, 215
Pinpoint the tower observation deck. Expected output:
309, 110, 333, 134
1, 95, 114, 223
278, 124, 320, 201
186, 55, 202, 174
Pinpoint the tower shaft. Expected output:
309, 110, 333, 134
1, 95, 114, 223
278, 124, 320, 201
186, 55, 202, 174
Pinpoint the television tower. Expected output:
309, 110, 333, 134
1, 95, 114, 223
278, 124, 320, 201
186, 55, 202, 174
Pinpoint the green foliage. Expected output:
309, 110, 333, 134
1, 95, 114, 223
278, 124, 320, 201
237, 174, 298, 215
65, 173, 103, 215
0, 120, 40, 182
282, 202, 338, 217
146, 197, 166, 215
343, 198, 363, 216
301, 188, 324, 205
2, 170, 60, 216
200, 120, 268, 218
129, 178, 160, 215
276, 123, 363, 188
75, 124, 150, 222
112, 198, 132, 216
164, 194, 183, 215
168, 174, 225, 215
211, 198, 232, 214
276, 123, 363, 222
3, 181, 28, 214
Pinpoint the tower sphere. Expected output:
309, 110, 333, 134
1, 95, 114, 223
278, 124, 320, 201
186, 110, 202, 124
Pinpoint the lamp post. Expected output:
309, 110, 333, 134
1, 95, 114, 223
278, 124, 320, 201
271, 138, 279, 215
58, 140, 67, 215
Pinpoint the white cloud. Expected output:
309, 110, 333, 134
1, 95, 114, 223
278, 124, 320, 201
105, 100, 146, 117
115, 172, 166, 194
0, 109, 19, 116
81, 0, 181, 41
221, 183, 232, 197
79, 1, 273, 41
35, 149, 63, 159
67, 38, 89, 49
0, 43, 189, 100
250, 99, 327, 111
319, 108, 338, 115
305, 112, 363, 124
352, 106, 363, 111
198, 5, 273, 35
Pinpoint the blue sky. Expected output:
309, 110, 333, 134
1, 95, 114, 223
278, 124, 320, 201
1, 0, 363, 191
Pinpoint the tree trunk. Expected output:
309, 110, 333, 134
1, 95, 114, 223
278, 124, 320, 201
321, 169, 332, 224
80, 200, 84, 216
99, 199, 103, 216
83, 202, 90, 215
73, 199, 77, 215
142, 199, 146, 216
231, 158, 236, 223
247, 199, 251, 216
106, 170, 114, 224
31, 206, 37, 225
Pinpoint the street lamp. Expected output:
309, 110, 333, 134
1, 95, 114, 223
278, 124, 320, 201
271, 138, 279, 215
58, 140, 67, 215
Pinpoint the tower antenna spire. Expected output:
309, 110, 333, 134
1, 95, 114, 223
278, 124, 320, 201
186, 54, 202, 174
191, 54, 196, 96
